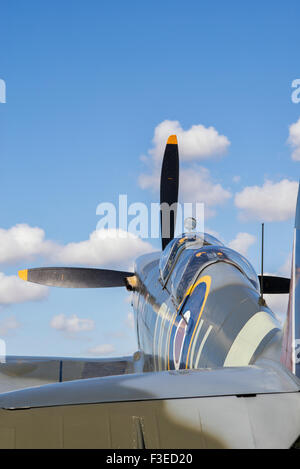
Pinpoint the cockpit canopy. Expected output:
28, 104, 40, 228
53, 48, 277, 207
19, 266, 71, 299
159, 232, 259, 305
159, 232, 224, 283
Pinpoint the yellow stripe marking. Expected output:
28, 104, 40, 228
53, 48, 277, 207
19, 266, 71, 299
167, 135, 177, 145
196, 252, 204, 257
18, 270, 28, 281
185, 275, 211, 369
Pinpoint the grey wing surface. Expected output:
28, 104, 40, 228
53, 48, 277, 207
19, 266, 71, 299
0, 355, 135, 393
0, 362, 299, 449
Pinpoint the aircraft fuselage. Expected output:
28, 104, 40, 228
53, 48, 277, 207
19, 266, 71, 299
132, 238, 282, 372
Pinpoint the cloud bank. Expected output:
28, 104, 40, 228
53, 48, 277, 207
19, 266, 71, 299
234, 179, 298, 222
0, 272, 48, 305
0, 224, 154, 306
228, 232, 256, 256
0, 225, 154, 268
50, 314, 95, 334
147, 120, 230, 163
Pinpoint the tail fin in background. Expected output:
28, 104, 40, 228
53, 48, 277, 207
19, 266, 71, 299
281, 182, 300, 377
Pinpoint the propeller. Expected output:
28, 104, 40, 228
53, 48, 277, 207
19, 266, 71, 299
258, 275, 290, 294
160, 135, 179, 250
18, 267, 134, 288
18, 135, 179, 288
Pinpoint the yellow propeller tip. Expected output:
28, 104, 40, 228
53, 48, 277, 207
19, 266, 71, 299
18, 269, 28, 281
167, 135, 177, 145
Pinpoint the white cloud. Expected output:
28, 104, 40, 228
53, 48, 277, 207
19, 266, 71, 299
147, 120, 230, 163
50, 314, 95, 334
0, 224, 55, 264
228, 232, 256, 256
234, 179, 298, 222
0, 224, 154, 307
0, 315, 21, 336
180, 167, 232, 216
138, 169, 160, 192
87, 344, 115, 356
0, 272, 48, 305
287, 118, 300, 161
0, 225, 154, 269
51, 229, 153, 268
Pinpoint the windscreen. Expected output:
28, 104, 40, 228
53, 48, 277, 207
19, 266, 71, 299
159, 232, 224, 284
170, 245, 259, 305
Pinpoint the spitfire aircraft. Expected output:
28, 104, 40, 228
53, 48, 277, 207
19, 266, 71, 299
0, 135, 299, 449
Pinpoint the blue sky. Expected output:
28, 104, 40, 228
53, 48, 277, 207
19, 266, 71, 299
0, 0, 299, 358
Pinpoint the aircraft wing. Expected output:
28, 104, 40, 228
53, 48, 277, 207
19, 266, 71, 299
0, 355, 135, 393
0, 362, 299, 449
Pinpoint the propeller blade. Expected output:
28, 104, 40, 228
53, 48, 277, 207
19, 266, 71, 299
258, 275, 290, 294
18, 267, 134, 288
160, 135, 179, 250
